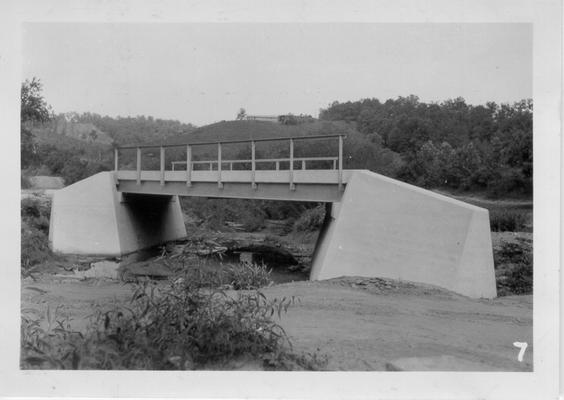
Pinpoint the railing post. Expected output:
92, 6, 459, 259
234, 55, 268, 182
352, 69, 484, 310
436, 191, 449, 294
217, 142, 223, 188
160, 146, 165, 186
289, 139, 295, 190
276, 160, 280, 171
338, 135, 343, 191
301, 159, 306, 170
209, 162, 213, 171
333, 159, 336, 170
251, 141, 257, 189
114, 148, 119, 171
136, 147, 141, 185
186, 144, 192, 187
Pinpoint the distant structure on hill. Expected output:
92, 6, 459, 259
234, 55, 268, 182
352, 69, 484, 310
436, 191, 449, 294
243, 114, 316, 125
244, 115, 279, 122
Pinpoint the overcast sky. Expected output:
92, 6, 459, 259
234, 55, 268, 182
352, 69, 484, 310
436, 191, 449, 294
23, 23, 531, 126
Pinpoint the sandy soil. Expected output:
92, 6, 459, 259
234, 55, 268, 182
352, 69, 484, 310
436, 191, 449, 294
21, 274, 532, 372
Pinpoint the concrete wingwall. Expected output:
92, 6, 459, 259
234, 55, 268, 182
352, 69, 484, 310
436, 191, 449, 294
49, 172, 186, 256
310, 170, 496, 298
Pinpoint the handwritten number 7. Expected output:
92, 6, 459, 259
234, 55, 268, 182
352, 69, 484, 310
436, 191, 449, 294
513, 342, 528, 362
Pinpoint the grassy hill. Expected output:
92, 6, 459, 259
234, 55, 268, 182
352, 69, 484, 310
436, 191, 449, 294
162, 120, 337, 144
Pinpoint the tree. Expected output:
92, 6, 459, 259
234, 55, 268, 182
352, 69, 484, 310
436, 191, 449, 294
236, 108, 247, 120
21, 78, 51, 124
21, 78, 51, 168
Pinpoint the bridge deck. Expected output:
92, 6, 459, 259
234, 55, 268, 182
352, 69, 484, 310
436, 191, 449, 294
114, 133, 351, 202
116, 169, 355, 202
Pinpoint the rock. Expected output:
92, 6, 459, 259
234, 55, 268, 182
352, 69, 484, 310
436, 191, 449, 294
73, 260, 120, 280
118, 259, 174, 280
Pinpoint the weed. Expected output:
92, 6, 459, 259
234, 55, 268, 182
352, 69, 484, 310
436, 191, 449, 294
21, 274, 327, 370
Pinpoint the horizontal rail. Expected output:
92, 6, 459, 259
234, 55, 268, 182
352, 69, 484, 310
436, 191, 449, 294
115, 134, 346, 150
172, 156, 337, 166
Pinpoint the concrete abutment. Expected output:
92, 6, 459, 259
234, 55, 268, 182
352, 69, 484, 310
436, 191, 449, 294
49, 172, 186, 256
310, 170, 496, 298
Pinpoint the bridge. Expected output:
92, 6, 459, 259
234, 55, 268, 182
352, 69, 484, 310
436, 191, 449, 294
49, 134, 497, 298
113, 134, 348, 202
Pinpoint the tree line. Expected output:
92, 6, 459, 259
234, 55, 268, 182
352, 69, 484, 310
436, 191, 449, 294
319, 95, 532, 196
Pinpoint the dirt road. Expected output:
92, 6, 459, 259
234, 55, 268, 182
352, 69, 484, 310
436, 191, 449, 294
21, 274, 532, 371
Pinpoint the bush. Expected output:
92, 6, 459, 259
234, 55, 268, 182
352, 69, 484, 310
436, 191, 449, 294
490, 209, 528, 232
223, 263, 272, 290
21, 276, 327, 370
21, 225, 51, 272
293, 205, 325, 232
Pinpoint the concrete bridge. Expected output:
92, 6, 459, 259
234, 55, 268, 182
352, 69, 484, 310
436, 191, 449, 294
49, 134, 497, 298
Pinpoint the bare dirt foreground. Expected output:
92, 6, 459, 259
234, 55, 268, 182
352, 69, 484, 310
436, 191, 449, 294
21, 273, 532, 372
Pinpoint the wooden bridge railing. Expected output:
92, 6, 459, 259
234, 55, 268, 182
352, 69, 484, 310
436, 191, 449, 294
114, 134, 345, 191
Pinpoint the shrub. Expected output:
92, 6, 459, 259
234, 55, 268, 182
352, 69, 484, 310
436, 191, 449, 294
21, 225, 51, 272
21, 277, 327, 370
21, 197, 53, 274
21, 197, 51, 229
222, 262, 272, 290
490, 209, 528, 232
293, 205, 325, 232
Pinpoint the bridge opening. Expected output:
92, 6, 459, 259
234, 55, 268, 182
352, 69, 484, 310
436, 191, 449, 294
178, 194, 329, 282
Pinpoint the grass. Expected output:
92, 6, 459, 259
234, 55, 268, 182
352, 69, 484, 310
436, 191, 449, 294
21, 273, 328, 370
489, 209, 529, 232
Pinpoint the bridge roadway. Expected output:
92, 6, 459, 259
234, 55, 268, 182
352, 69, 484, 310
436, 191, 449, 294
115, 169, 353, 202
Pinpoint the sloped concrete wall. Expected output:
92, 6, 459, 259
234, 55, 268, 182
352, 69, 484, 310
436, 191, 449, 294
49, 172, 186, 256
310, 170, 496, 298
